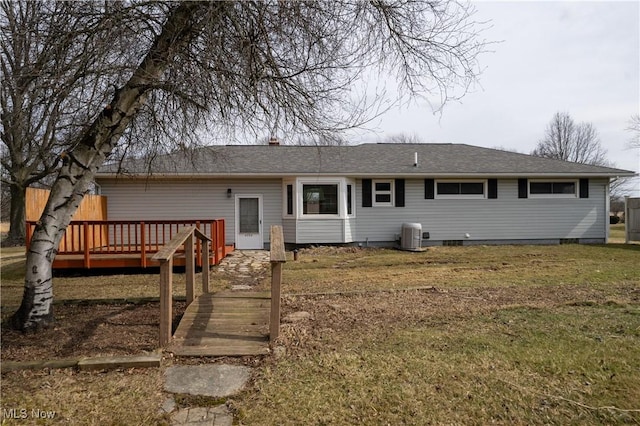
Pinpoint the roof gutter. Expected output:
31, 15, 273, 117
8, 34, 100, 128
95, 171, 637, 180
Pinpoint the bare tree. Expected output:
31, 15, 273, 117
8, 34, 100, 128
4, 0, 488, 331
628, 114, 640, 149
532, 112, 609, 166
0, 1, 144, 245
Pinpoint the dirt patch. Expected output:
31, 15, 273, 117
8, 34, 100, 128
3, 284, 637, 363
1, 301, 185, 361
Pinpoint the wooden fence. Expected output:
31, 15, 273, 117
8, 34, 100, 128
625, 197, 640, 243
26, 187, 107, 221
26, 187, 108, 252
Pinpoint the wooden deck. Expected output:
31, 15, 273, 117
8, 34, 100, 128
26, 219, 231, 270
168, 291, 271, 357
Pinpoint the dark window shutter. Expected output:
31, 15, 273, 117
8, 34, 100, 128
488, 179, 498, 199
425, 179, 435, 199
362, 179, 372, 207
579, 179, 589, 198
518, 179, 528, 199
286, 184, 293, 215
395, 179, 405, 207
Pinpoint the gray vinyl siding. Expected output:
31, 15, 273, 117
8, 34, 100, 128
98, 176, 609, 247
355, 178, 608, 243
97, 178, 282, 244
295, 219, 345, 244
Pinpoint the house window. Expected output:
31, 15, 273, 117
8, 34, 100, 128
529, 180, 577, 198
373, 180, 394, 206
303, 184, 338, 215
347, 184, 353, 215
436, 181, 485, 198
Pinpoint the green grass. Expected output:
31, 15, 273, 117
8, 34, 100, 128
237, 303, 640, 425
609, 223, 627, 243
283, 243, 640, 294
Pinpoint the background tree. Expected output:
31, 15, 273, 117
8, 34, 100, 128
382, 133, 424, 144
531, 112, 609, 166
3, 0, 488, 331
628, 114, 640, 149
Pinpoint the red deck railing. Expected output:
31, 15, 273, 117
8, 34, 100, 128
25, 219, 228, 269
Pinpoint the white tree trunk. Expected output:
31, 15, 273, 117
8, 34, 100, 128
9, 2, 206, 331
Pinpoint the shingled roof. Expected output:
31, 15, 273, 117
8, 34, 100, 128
97, 143, 635, 178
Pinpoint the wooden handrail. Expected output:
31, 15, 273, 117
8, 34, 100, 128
152, 226, 212, 347
270, 225, 286, 343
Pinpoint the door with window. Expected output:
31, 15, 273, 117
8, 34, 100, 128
235, 195, 263, 249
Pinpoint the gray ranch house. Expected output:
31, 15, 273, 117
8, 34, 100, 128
95, 143, 635, 249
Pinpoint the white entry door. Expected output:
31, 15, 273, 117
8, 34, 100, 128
235, 195, 263, 249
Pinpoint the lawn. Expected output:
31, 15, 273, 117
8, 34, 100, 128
280, 242, 639, 294
1, 232, 639, 424
233, 240, 640, 425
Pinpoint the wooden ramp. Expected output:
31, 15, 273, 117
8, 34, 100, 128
168, 291, 271, 357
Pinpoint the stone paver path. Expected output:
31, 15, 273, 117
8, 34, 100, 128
214, 250, 270, 290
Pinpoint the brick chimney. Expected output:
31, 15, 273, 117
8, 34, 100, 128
268, 137, 279, 146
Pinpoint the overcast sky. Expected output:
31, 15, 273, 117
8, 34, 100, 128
354, 1, 640, 194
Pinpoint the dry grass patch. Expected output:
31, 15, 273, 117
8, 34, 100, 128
1, 368, 168, 425
236, 291, 640, 425
282, 244, 640, 294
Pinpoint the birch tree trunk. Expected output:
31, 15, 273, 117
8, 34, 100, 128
9, 2, 207, 331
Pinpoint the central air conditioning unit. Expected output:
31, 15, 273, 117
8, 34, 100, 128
401, 223, 422, 251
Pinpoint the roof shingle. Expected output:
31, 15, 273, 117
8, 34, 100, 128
97, 143, 635, 178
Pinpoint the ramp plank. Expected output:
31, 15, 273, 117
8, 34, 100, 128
169, 291, 271, 357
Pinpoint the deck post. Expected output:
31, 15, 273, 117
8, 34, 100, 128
220, 219, 227, 257
140, 222, 147, 268
185, 233, 195, 305
159, 257, 173, 347
202, 239, 210, 293
212, 220, 219, 265
269, 226, 286, 343
83, 221, 90, 269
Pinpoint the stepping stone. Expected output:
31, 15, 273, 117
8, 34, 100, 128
171, 406, 232, 426
165, 364, 251, 397
283, 311, 312, 323
231, 285, 253, 290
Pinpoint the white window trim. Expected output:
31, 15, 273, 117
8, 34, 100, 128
372, 179, 394, 207
298, 178, 343, 219
528, 179, 578, 199
435, 179, 487, 199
